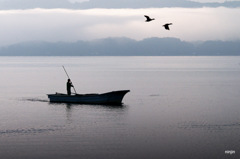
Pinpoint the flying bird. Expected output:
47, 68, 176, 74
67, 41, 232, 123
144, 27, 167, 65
163, 23, 172, 30
144, 15, 155, 22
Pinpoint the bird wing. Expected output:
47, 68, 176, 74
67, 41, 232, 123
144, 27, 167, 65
163, 24, 170, 30
144, 15, 150, 20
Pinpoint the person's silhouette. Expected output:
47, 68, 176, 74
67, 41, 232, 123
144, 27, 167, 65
67, 79, 73, 95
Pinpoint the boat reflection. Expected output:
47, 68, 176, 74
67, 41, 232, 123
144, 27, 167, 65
48, 102, 128, 111
48, 102, 128, 124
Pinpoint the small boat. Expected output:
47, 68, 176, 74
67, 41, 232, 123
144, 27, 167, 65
47, 90, 130, 105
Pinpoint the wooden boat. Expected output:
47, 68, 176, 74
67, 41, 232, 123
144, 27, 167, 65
47, 90, 130, 105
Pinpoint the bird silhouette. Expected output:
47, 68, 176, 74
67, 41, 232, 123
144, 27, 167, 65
163, 23, 172, 30
144, 15, 155, 22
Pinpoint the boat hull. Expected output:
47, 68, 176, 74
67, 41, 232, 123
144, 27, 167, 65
47, 90, 130, 105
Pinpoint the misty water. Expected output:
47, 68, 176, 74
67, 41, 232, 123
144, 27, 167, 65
0, 56, 240, 159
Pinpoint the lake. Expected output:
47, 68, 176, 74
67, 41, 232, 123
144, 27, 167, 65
0, 56, 240, 159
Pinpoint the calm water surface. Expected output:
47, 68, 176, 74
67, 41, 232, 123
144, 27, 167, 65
0, 56, 240, 159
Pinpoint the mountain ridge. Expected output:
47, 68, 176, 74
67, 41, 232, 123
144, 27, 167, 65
0, 37, 239, 56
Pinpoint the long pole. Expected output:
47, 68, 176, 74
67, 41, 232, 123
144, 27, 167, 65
62, 66, 77, 94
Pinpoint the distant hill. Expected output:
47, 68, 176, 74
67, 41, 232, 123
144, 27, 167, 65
0, 37, 239, 56
0, 0, 240, 9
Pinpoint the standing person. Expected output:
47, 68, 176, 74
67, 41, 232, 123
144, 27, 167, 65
66, 79, 73, 95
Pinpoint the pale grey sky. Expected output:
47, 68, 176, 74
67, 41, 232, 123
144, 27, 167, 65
0, 0, 240, 9
68, 0, 89, 3
0, 0, 239, 46
189, 0, 240, 2
0, 7, 239, 46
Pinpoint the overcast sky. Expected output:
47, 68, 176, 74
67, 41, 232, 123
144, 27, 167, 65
1, 0, 240, 8
189, 0, 240, 2
0, 0, 239, 46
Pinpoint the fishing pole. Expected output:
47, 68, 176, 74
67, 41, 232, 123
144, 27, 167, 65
62, 66, 77, 94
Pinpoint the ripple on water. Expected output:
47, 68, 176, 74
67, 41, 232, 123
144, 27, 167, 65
178, 121, 240, 132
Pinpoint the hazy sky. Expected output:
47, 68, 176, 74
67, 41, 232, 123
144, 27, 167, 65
189, 0, 240, 2
0, 0, 239, 46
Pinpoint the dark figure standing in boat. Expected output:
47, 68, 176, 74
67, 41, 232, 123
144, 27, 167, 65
48, 67, 129, 105
67, 79, 74, 95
